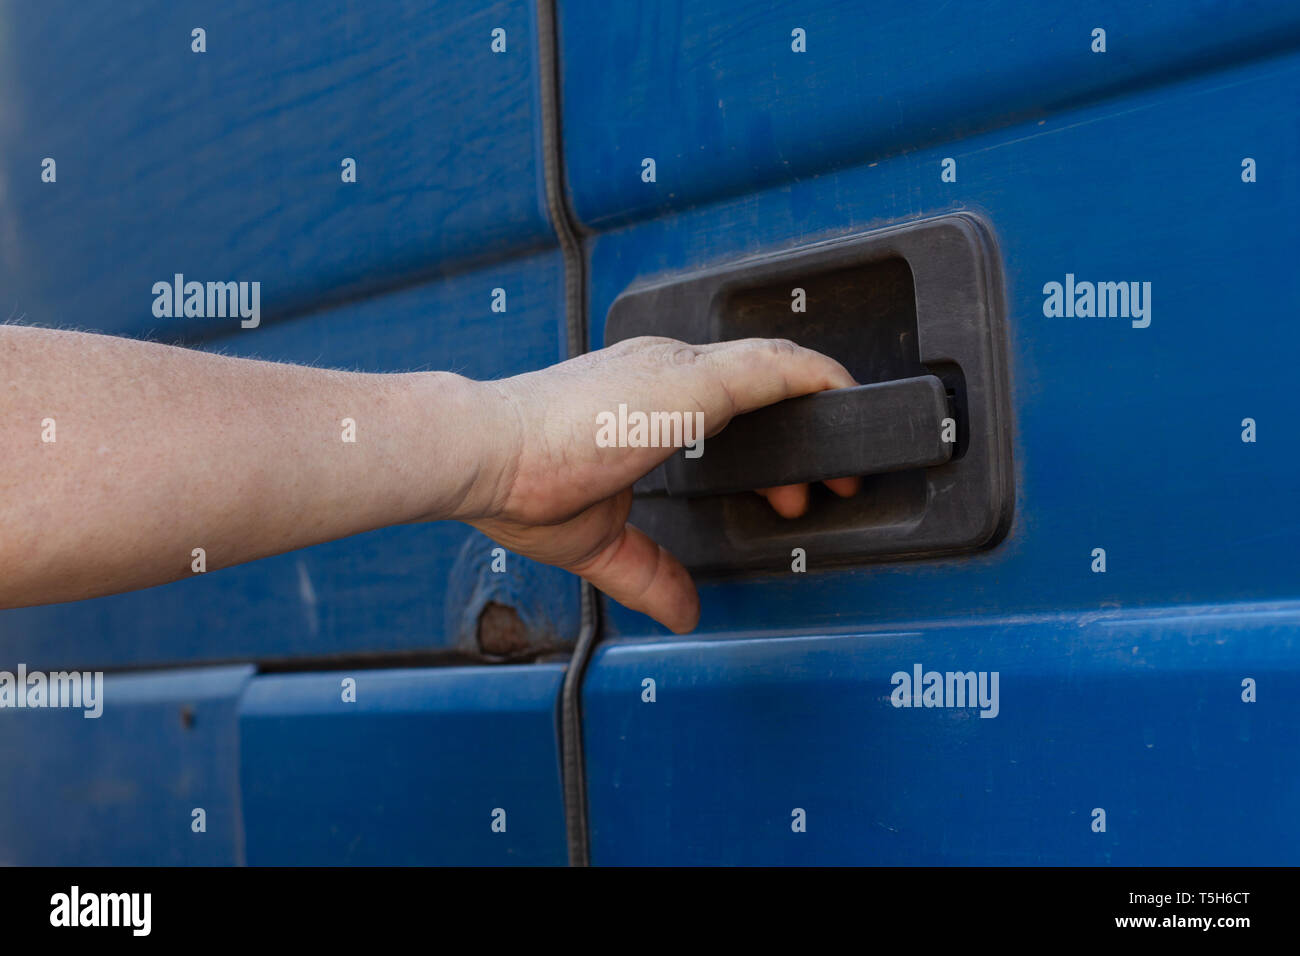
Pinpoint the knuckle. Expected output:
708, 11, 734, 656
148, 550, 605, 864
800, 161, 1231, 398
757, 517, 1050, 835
764, 338, 800, 357
623, 335, 675, 349
607, 335, 662, 356
665, 343, 706, 367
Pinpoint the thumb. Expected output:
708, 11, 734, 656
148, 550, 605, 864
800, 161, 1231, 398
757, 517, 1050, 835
570, 520, 699, 634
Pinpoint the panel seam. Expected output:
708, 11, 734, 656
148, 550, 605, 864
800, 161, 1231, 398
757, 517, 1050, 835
535, 0, 598, 867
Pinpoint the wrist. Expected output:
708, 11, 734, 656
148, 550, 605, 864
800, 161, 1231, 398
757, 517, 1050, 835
405, 371, 521, 524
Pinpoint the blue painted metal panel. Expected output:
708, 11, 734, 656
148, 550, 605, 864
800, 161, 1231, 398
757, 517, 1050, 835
589, 49, 1300, 641
0, 0, 550, 337
558, 0, 1300, 227
0, 251, 578, 669
0, 666, 253, 865
583, 607, 1300, 864
238, 666, 568, 864
574, 15, 1300, 864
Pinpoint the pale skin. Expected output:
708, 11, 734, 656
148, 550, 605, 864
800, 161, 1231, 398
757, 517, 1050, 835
0, 326, 859, 633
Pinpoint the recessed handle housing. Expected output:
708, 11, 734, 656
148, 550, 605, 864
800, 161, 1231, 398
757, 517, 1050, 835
607, 212, 1014, 572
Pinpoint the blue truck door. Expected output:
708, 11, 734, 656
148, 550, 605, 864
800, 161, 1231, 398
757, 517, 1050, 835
558, 1, 1300, 864
0, 1, 575, 864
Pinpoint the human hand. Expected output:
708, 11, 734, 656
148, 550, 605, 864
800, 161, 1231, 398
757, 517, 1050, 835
463, 336, 860, 633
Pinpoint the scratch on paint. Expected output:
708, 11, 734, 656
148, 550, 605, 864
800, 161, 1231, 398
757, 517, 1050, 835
295, 558, 320, 638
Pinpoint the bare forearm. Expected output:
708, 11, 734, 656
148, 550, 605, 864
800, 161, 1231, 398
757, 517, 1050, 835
0, 326, 494, 608
2, 326, 855, 634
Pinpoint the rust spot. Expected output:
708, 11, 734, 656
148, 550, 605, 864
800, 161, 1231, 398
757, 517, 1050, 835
476, 602, 531, 658
179, 705, 196, 730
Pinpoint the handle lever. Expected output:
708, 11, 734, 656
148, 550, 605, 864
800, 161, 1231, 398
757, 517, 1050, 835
660, 374, 954, 498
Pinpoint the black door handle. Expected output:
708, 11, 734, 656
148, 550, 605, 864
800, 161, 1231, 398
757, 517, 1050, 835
607, 213, 1012, 570
659, 374, 953, 498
